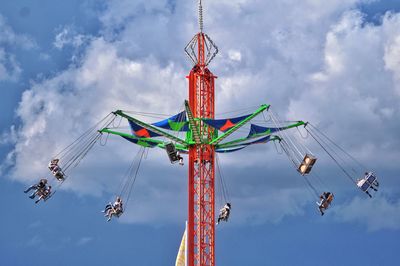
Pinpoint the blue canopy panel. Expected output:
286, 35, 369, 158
128, 120, 161, 138
152, 111, 189, 131
243, 135, 271, 145
216, 136, 272, 153
121, 136, 159, 148
203, 114, 252, 132
216, 146, 247, 153
247, 124, 287, 138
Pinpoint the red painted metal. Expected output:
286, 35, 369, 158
187, 32, 217, 266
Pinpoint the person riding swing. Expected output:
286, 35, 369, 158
217, 203, 231, 225
35, 186, 52, 204
48, 158, 65, 181
103, 197, 124, 222
24, 178, 48, 199
317, 192, 334, 216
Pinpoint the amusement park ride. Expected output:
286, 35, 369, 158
24, 1, 380, 266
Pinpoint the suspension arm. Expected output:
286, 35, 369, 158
209, 104, 270, 145
114, 110, 188, 146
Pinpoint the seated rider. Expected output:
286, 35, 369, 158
113, 197, 123, 214
24, 178, 47, 199
48, 158, 65, 181
317, 192, 334, 216
48, 159, 59, 171
217, 203, 231, 225
35, 185, 52, 204
53, 170, 65, 181
103, 197, 124, 221
177, 152, 184, 166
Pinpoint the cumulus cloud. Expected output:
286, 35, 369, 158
0, 14, 35, 82
53, 26, 92, 50
0, 14, 36, 49
0, 48, 21, 81
3, 0, 400, 226
287, 10, 400, 167
333, 195, 400, 231
6, 37, 186, 194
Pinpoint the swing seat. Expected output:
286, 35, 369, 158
318, 193, 334, 209
357, 179, 369, 191
322, 194, 334, 209
165, 142, 181, 163
53, 170, 66, 181
298, 154, 317, 175
44, 191, 55, 202
358, 172, 377, 191
365, 172, 377, 184
115, 209, 124, 217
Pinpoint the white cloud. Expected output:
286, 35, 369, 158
333, 195, 400, 231
230, 188, 309, 225
53, 26, 92, 50
0, 47, 21, 82
4, 0, 400, 227
0, 125, 17, 145
287, 11, 400, 167
0, 14, 35, 82
6, 37, 187, 193
228, 50, 242, 62
384, 29, 400, 94
0, 14, 36, 49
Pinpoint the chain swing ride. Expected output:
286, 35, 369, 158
24, 1, 381, 265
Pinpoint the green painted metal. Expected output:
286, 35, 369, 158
216, 135, 281, 150
100, 106, 304, 153
209, 104, 270, 145
216, 120, 305, 149
168, 120, 187, 131
184, 100, 201, 145
114, 110, 188, 146
99, 128, 188, 151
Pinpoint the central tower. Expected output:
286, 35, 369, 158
185, 1, 218, 265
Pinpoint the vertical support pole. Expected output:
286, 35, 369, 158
187, 32, 216, 266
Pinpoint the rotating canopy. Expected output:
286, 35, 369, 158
98, 102, 306, 155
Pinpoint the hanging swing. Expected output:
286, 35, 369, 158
103, 147, 146, 222
215, 154, 231, 225
48, 112, 117, 184
304, 123, 380, 198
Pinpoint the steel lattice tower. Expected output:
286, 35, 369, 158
185, 1, 218, 265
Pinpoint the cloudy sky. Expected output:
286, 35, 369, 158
1, 0, 400, 265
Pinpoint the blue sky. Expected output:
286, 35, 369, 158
1, 0, 400, 265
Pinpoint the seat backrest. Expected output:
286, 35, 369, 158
165, 142, 176, 154
165, 142, 180, 162
327, 194, 334, 204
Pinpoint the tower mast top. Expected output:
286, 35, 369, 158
184, 0, 218, 67
198, 0, 203, 33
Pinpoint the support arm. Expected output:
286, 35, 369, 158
99, 128, 188, 151
209, 104, 270, 145
216, 121, 305, 149
114, 110, 188, 146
